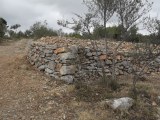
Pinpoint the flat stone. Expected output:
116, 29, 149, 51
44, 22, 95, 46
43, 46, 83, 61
44, 49, 53, 54
60, 65, 76, 75
47, 61, 55, 70
86, 52, 92, 57
155, 58, 160, 63
106, 60, 112, 65
38, 65, 46, 71
105, 69, 110, 73
61, 75, 74, 83
50, 74, 60, 79
45, 53, 52, 57
69, 45, 78, 54
54, 47, 69, 54
121, 61, 130, 68
59, 52, 76, 60
46, 45, 57, 50
55, 64, 62, 71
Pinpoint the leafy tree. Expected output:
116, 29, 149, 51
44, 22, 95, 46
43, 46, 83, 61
16, 31, 25, 38
30, 21, 57, 39
93, 25, 121, 39
24, 30, 32, 38
10, 24, 21, 30
0, 18, 7, 39
127, 25, 139, 42
84, 0, 117, 28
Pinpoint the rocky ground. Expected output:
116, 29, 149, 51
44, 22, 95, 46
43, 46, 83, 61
0, 39, 160, 120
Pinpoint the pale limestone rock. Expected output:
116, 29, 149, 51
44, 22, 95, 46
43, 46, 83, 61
59, 52, 76, 61
61, 75, 74, 83
60, 65, 76, 75
106, 97, 134, 110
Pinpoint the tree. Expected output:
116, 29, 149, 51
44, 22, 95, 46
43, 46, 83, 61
116, 0, 153, 39
93, 25, 121, 39
0, 18, 7, 39
127, 25, 139, 42
84, 0, 117, 28
83, 0, 119, 86
107, 0, 153, 83
57, 12, 97, 39
30, 21, 57, 39
24, 30, 32, 38
10, 24, 21, 31
144, 16, 160, 44
84, 0, 117, 50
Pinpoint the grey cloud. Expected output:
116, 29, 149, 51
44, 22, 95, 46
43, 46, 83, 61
0, 0, 159, 33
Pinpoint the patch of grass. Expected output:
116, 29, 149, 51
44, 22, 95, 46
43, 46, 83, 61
115, 99, 157, 120
125, 86, 158, 120
74, 80, 115, 102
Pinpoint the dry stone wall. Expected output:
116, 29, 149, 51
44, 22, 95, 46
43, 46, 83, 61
28, 37, 160, 83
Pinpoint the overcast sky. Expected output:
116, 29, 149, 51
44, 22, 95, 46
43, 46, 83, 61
0, 0, 160, 34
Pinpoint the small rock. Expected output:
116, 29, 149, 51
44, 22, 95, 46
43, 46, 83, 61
106, 97, 134, 110
45, 68, 53, 74
105, 69, 110, 73
38, 65, 46, 71
106, 60, 112, 65
69, 45, 78, 54
60, 65, 76, 75
47, 61, 55, 70
54, 47, 69, 54
61, 75, 74, 83
44, 49, 52, 54
152, 101, 157, 106
59, 52, 76, 60
86, 52, 92, 57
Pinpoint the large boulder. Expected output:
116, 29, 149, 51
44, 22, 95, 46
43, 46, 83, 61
106, 97, 134, 110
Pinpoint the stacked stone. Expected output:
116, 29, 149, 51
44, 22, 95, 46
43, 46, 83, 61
28, 42, 78, 83
28, 39, 160, 83
78, 47, 133, 76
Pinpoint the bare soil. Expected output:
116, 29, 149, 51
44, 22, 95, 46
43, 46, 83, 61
0, 39, 159, 120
